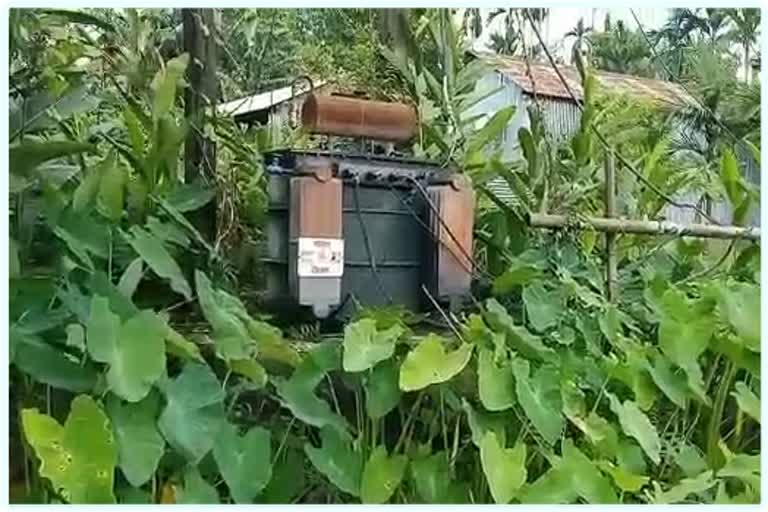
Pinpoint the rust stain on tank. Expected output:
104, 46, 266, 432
427, 181, 475, 299
301, 94, 417, 142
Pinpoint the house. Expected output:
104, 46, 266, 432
467, 52, 759, 226
217, 79, 330, 133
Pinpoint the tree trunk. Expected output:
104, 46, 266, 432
183, 8, 219, 242
744, 42, 751, 83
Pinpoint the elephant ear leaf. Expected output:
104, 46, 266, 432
478, 348, 515, 411
213, 423, 272, 503
158, 363, 226, 463
305, 427, 363, 497
512, 359, 563, 444
480, 431, 527, 504
361, 445, 408, 504
107, 392, 165, 488
399, 334, 473, 391
343, 318, 403, 372
22, 395, 117, 504
608, 393, 661, 465
86, 297, 167, 403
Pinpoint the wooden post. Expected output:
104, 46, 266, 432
604, 151, 617, 302
183, 8, 218, 241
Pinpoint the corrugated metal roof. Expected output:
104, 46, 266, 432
476, 53, 693, 108
218, 79, 327, 117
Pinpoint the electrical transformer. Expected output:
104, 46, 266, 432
262, 93, 475, 319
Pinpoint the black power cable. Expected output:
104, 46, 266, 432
352, 176, 394, 305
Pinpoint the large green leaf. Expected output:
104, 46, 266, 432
151, 53, 189, 120
117, 258, 144, 299
165, 181, 216, 212
607, 393, 661, 465
126, 226, 191, 299
365, 360, 401, 420
731, 381, 760, 424
361, 445, 408, 503
305, 427, 362, 497
262, 449, 305, 504
658, 288, 715, 403
463, 399, 509, 448
10, 140, 96, 177
177, 466, 219, 504
86, 297, 166, 402
274, 353, 349, 433
522, 282, 561, 332
650, 470, 716, 504
479, 431, 526, 504
213, 423, 272, 503
343, 318, 403, 372
194, 270, 254, 361
519, 466, 578, 504
512, 359, 563, 444
22, 395, 117, 503
492, 261, 542, 295
717, 282, 760, 352
399, 334, 473, 391
560, 440, 618, 503
106, 392, 165, 488
561, 381, 618, 454
484, 299, 557, 362
477, 348, 515, 411
646, 352, 689, 409
158, 363, 226, 462
598, 461, 649, 493
97, 154, 126, 221
466, 105, 516, 154
411, 452, 464, 503
11, 330, 97, 392
72, 165, 102, 212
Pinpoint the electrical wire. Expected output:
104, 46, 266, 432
521, 10, 722, 226
386, 183, 490, 284
352, 176, 394, 305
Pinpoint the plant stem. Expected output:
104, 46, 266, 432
394, 392, 424, 453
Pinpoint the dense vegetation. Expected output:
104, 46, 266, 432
8, 8, 760, 504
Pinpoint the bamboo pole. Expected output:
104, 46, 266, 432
604, 152, 617, 302
528, 213, 760, 241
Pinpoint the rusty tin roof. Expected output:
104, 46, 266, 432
478, 53, 694, 108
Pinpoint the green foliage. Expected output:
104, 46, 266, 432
343, 318, 403, 372
399, 334, 473, 391
158, 363, 226, 463
106, 392, 165, 488
364, 360, 401, 419
361, 446, 408, 503
86, 298, 167, 402
8, 7, 761, 506
22, 395, 117, 503
305, 427, 363, 497
480, 432, 526, 503
212, 424, 272, 503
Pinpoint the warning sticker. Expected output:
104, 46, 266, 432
297, 238, 344, 277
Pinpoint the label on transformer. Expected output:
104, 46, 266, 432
297, 238, 344, 277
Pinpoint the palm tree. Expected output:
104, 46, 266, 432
487, 32, 520, 56
565, 18, 592, 65
461, 8, 482, 39
725, 8, 760, 82
485, 8, 549, 58
592, 20, 652, 76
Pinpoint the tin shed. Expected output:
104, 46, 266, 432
468, 52, 759, 227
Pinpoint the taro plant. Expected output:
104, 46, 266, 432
8, 7, 761, 505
